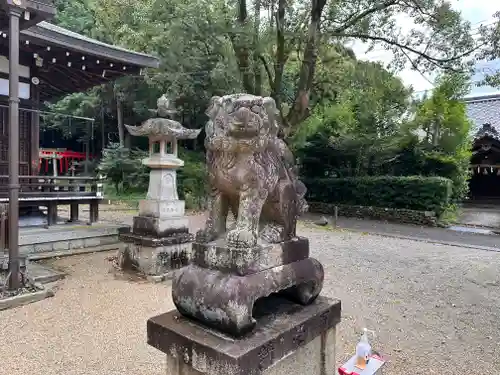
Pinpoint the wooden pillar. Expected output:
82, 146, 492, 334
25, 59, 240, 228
7, 6, 22, 290
68, 172, 79, 222
70, 203, 79, 222
117, 98, 124, 147
89, 182, 99, 224
89, 201, 99, 223
85, 123, 90, 175
30, 82, 40, 175
51, 153, 58, 177
46, 201, 57, 226
100, 108, 105, 154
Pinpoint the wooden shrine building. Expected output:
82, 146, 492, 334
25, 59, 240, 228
0, 0, 158, 223
0, 10, 158, 176
1, 0, 158, 289
465, 94, 500, 201
0, 0, 160, 290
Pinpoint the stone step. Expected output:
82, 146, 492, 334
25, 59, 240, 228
1, 256, 65, 284
28, 262, 66, 284
12, 223, 130, 255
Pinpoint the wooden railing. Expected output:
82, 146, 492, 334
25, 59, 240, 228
0, 176, 104, 226
0, 175, 103, 199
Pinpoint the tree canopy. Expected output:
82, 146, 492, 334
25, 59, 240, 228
49, 0, 489, 138
46, 0, 497, 209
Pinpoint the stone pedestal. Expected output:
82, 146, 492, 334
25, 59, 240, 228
172, 237, 324, 336
118, 232, 192, 280
117, 154, 193, 281
147, 296, 341, 375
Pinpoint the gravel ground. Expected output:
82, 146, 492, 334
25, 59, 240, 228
306, 224, 500, 374
1, 207, 499, 375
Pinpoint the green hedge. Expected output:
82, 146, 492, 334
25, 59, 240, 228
305, 176, 452, 214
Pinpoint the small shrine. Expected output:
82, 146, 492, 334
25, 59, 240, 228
117, 95, 200, 281
469, 123, 500, 200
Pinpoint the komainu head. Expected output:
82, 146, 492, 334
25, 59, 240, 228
205, 94, 280, 151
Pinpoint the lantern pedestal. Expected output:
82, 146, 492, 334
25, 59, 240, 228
118, 154, 193, 281
133, 155, 189, 237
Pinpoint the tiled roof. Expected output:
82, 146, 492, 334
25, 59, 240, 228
465, 94, 500, 134
22, 22, 159, 69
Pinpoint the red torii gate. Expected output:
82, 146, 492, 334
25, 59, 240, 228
38, 149, 96, 175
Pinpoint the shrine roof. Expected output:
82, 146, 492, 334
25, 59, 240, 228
22, 22, 159, 69
0, 12, 159, 100
465, 93, 500, 135
0, 1, 56, 30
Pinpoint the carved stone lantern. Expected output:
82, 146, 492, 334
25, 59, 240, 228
117, 95, 201, 281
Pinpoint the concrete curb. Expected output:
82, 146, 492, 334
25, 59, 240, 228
340, 228, 500, 253
0, 285, 54, 311
300, 220, 500, 253
28, 243, 121, 261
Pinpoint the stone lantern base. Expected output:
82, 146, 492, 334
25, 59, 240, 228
118, 228, 192, 282
117, 171, 194, 281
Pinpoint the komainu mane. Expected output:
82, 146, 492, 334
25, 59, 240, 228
196, 93, 308, 248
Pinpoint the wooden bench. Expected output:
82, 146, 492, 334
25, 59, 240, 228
0, 176, 104, 226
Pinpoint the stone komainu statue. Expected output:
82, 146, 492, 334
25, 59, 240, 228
196, 93, 308, 248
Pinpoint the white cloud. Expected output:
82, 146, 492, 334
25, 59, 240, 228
457, 0, 498, 24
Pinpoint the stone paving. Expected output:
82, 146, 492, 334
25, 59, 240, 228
0, 207, 499, 375
303, 212, 500, 251
458, 205, 500, 228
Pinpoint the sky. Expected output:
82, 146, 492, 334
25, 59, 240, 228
351, 0, 500, 98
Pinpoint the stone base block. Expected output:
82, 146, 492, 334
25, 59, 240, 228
139, 199, 185, 218
120, 232, 193, 247
172, 257, 324, 337
191, 237, 309, 276
117, 240, 191, 276
147, 296, 341, 375
132, 215, 189, 238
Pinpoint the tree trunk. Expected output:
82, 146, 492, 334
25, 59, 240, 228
432, 112, 443, 147
232, 0, 255, 94
253, 0, 262, 96
272, 0, 286, 105
100, 106, 106, 153
287, 0, 327, 130
116, 98, 125, 147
